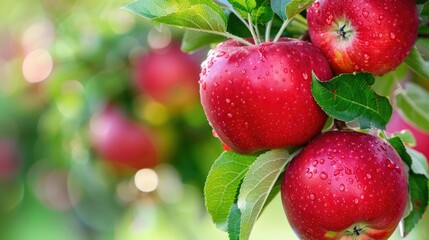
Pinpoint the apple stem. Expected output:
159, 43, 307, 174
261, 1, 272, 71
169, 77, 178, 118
265, 19, 273, 42
273, 18, 292, 42
220, 32, 254, 46
248, 13, 260, 44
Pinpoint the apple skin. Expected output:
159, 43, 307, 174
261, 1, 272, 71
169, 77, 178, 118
134, 43, 200, 110
387, 109, 429, 160
90, 105, 158, 170
307, 0, 419, 75
281, 131, 408, 240
200, 38, 333, 154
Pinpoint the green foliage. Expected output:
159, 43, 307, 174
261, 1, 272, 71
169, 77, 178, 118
285, 0, 314, 20
228, 0, 273, 24
204, 151, 258, 231
123, 0, 228, 33
403, 173, 429, 237
405, 47, 429, 81
395, 82, 429, 132
311, 73, 392, 130
236, 149, 291, 240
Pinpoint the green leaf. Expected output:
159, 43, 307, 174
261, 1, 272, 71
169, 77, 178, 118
123, 0, 228, 33
311, 72, 392, 130
271, 0, 289, 20
404, 47, 429, 81
388, 136, 412, 167
227, 204, 241, 240
372, 63, 408, 97
395, 82, 429, 132
204, 151, 258, 231
228, 0, 273, 24
407, 147, 429, 178
422, 2, 429, 16
391, 130, 416, 147
181, 30, 225, 52
285, 0, 315, 20
403, 173, 429, 237
237, 149, 291, 240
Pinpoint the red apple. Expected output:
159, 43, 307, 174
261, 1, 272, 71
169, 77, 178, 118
90, 105, 158, 170
307, 0, 419, 75
281, 131, 408, 239
387, 108, 429, 160
133, 43, 200, 110
200, 38, 333, 154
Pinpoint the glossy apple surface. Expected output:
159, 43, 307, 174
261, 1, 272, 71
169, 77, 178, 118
387, 109, 429, 160
307, 0, 419, 75
134, 43, 200, 109
200, 38, 333, 154
90, 105, 158, 170
281, 130, 408, 240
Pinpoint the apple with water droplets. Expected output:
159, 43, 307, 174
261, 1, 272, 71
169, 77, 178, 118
387, 109, 429, 161
281, 130, 408, 239
90, 104, 158, 170
199, 38, 333, 154
307, 0, 419, 75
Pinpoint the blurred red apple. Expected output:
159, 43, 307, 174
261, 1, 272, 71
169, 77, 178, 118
133, 43, 200, 110
0, 138, 20, 180
90, 105, 158, 170
387, 109, 429, 160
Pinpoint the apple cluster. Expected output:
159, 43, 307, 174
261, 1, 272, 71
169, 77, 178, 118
198, 0, 419, 239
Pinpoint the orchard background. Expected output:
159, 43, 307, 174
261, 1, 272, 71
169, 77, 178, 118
0, 0, 429, 240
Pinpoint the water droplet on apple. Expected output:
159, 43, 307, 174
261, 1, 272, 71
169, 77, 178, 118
360, 194, 365, 199
252, 66, 257, 70
314, 2, 320, 7
227, 113, 232, 118
306, 172, 313, 178
362, 8, 369, 18
214, 82, 218, 87
302, 72, 308, 80
330, 161, 336, 166
389, 32, 396, 40
309, 193, 316, 200
244, 122, 249, 129
225, 98, 231, 103
217, 51, 227, 57
366, 173, 372, 179
340, 184, 345, 191
386, 158, 395, 169
320, 172, 328, 180
320, 159, 325, 164
345, 167, 352, 175
312, 160, 318, 167
201, 82, 207, 90
354, 198, 359, 204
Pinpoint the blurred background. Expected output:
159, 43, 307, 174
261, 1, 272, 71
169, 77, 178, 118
0, 0, 428, 240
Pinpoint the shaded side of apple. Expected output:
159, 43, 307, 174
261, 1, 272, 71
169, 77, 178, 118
281, 131, 408, 240
200, 38, 332, 154
90, 105, 158, 170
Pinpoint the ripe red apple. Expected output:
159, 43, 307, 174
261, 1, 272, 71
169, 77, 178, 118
307, 0, 419, 75
200, 38, 333, 154
387, 109, 429, 160
90, 105, 158, 170
133, 43, 200, 110
281, 130, 408, 239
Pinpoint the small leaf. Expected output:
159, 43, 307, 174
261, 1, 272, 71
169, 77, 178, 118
285, 0, 315, 20
271, 0, 289, 20
204, 151, 258, 231
391, 130, 416, 147
228, 0, 273, 24
407, 147, 429, 178
311, 72, 392, 130
404, 47, 429, 81
237, 149, 291, 240
227, 204, 241, 240
422, 2, 429, 16
395, 82, 429, 132
403, 172, 429, 237
181, 30, 225, 52
123, 0, 228, 33
388, 136, 412, 167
